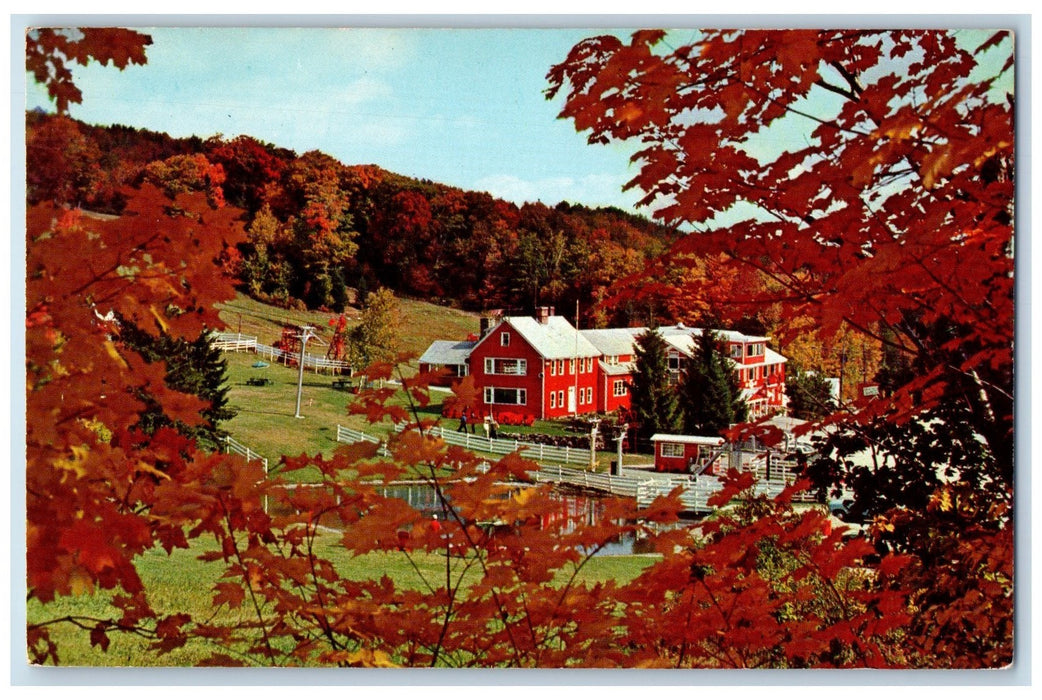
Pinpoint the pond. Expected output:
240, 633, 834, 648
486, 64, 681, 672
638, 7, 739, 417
379, 482, 695, 556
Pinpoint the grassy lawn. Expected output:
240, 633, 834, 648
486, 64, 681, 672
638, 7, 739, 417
216, 291, 482, 363
221, 352, 652, 475
31, 294, 662, 668
215, 292, 656, 471
29, 531, 656, 667
221, 351, 388, 468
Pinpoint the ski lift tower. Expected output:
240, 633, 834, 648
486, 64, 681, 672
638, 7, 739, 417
293, 325, 318, 419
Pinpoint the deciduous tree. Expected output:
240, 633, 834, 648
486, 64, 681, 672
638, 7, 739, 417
348, 288, 403, 371
549, 28, 1014, 666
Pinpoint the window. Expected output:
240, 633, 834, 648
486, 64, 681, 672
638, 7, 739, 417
749, 343, 765, 356
613, 380, 628, 397
550, 392, 557, 409
730, 344, 744, 359
661, 443, 685, 458
500, 332, 510, 347
569, 359, 576, 374
585, 387, 593, 404
668, 351, 682, 371
484, 387, 527, 405
605, 355, 618, 366
557, 390, 564, 408
550, 360, 556, 376
484, 357, 527, 375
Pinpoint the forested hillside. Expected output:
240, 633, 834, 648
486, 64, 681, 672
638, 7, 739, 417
27, 110, 681, 326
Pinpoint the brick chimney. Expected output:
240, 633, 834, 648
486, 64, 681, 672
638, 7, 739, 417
535, 306, 554, 324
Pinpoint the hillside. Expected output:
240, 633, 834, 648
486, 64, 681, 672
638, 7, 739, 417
216, 291, 481, 361
28, 112, 682, 327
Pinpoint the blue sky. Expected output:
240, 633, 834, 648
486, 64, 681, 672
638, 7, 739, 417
22, 22, 1016, 222
25, 26, 650, 213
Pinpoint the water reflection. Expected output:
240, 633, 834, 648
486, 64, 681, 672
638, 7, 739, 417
379, 483, 692, 556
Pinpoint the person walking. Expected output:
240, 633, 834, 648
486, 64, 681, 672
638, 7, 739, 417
458, 408, 468, 432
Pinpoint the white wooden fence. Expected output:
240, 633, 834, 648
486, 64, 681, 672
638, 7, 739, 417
395, 423, 594, 466
335, 425, 391, 456
333, 425, 817, 514
211, 332, 352, 374
222, 435, 269, 471
531, 464, 648, 498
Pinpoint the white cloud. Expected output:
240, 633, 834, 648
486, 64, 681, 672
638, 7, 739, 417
472, 173, 639, 212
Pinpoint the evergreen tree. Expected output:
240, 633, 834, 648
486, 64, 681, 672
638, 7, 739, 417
629, 327, 681, 442
681, 330, 746, 435
115, 317, 235, 450
785, 363, 836, 420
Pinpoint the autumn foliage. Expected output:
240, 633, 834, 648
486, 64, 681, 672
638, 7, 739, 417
25, 27, 1014, 669
548, 27, 1014, 666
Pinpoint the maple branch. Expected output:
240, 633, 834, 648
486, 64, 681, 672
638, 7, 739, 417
28, 614, 158, 638
815, 60, 865, 102
739, 79, 874, 139
689, 564, 745, 668
218, 497, 277, 663
301, 516, 349, 660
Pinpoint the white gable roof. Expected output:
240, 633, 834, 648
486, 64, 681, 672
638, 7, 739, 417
580, 327, 644, 356
487, 315, 600, 360
581, 324, 774, 361
419, 339, 475, 366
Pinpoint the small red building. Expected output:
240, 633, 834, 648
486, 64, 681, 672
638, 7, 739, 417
650, 434, 726, 474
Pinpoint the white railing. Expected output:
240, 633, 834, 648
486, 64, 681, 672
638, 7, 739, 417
336, 425, 817, 510
335, 424, 391, 456
636, 475, 723, 511
222, 435, 269, 471
396, 424, 593, 466
212, 333, 352, 374
531, 464, 648, 497
211, 333, 258, 351
635, 468, 814, 511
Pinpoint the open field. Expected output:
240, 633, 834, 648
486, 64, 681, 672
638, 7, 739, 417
28, 531, 656, 667
221, 349, 652, 477
216, 291, 483, 363
216, 292, 656, 474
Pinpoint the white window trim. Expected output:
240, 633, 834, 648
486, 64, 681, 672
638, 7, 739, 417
613, 380, 627, 397
661, 443, 685, 458
484, 357, 527, 376
500, 331, 510, 347
484, 386, 527, 406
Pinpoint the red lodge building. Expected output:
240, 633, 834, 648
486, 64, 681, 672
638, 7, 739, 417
419, 308, 788, 422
